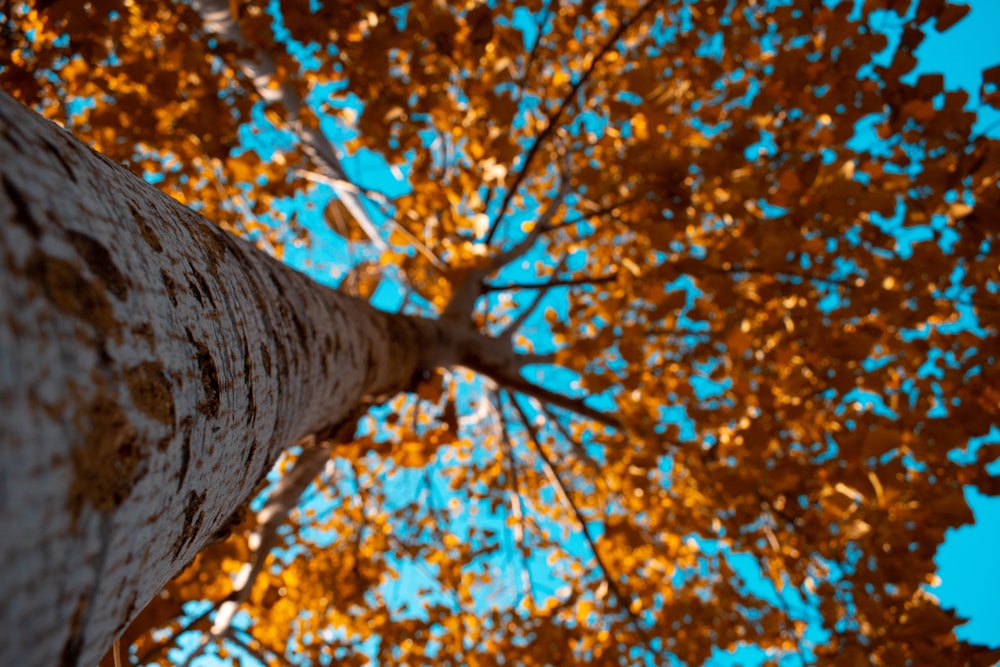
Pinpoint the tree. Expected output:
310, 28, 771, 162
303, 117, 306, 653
2, 0, 1000, 665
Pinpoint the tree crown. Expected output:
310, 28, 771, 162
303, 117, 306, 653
4, 0, 1000, 664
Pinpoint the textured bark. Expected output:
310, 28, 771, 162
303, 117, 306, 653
0, 93, 460, 666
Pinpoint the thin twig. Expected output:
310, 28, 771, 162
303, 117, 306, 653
133, 603, 219, 666
703, 261, 992, 309
553, 192, 650, 231
484, 0, 662, 244
443, 166, 571, 320
536, 403, 602, 472
488, 157, 572, 272
497, 254, 569, 342
534, 397, 679, 563
496, 392, 536, 603
226, 626, 291, 666
516, 0, 560, 96
507, 393, 656, 648
299, 169, 448, 272
484, 270, 618, 293
191, 0, 388, 251
473, 366, 620, 429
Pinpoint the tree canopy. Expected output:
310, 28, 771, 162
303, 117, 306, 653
3, 0, 1000, 664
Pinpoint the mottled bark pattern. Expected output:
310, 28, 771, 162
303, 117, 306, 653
0, 93, 446, 666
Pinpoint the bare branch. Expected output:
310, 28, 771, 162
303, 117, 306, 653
496, 392, 535, 603
484, 270, 618, 294
191, 0, 388, 251
536, 402, 602, 472
535, 400, 679, 568
554, 192, 650, 231
489, 168, 571, 273
479, 368, 620, 430
132, 603, 218, 666
299, 169, 448, 272
497, 255, 569, 343
516, 0, 560, 95
441, 270, 487, 321
297, 168, 367, 197
507, 394, 654, 646
223, 628, 289, 667
443, 170, 571, 320
744, 548, 811, 666
484, 0, 662, 244
509, 350, 557, 367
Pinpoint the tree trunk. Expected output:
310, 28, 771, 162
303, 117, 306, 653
0, 92, 456, 666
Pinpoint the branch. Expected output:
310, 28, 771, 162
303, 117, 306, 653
536, 399, 676, 556
489, 160, 572, 272
223, 628, 289, 667
497, 254, 569, 343
515, 350, 558, 366
692, 260, 997, 314
552, 192, 649, 232
515, 0, 560, 96
296, 168, 368, 197
536, 402, 602, 472
443, 170, 571, 320
496, 392, 536, 602
744, 547, 811, 666
507, 394, 655, 646
480, 367, 620, 429
698, 262, 863, 291
132, 603, 218, 666
298, 169, 448, 272
484, 270, 618, 293
484, 0, 662, 244
191, 0, 388, 251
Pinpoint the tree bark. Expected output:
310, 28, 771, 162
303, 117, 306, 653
0, 92, 459, 666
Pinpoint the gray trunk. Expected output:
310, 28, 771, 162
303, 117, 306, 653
0, 92, 454, 666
